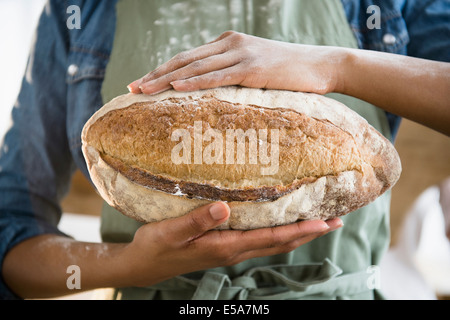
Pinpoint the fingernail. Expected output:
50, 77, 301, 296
320, 222, 331, 231
139, 80, 156, 92
171, 80, 194, 92
329, 219, 344, 231
209, 202, 229, 221
127, 80, 142, 92
170, 81, 181, 91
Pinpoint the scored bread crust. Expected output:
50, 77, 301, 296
81, 86, 401, 230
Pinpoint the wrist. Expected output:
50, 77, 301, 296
116, 239, 170, 288
329, 47, 355, 95
104, 242, 147, 288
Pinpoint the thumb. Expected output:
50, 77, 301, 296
172, 202, 230, 242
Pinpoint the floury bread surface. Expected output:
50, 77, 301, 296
81, 86, 401, 229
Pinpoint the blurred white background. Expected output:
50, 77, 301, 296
0, 0, 47, 139
0, 0, 101, 244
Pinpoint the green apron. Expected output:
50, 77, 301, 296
100, 0, 392, 300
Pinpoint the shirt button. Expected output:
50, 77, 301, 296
67, 64, 79, 76
383, 33, 396, 45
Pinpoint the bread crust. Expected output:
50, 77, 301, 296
81, 86, 401, 229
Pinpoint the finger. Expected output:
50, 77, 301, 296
205, 30, 237, 44
127, 81, 144, 94
234, 219, 344, 262
324, 217, 344, 230
228, 220, 330, 253
127, 31, 240, 93
170, 64, 246, 92
237, 234, 321, 261
164, 202, 230, 243
139, 53, 239, 95
128, 40, 229, 93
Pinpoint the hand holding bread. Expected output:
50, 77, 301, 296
128, 31, 341, 96
123, 201, 342, 287
128, 31, 450, 136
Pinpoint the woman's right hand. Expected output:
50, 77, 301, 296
2, 201, 342, 298
121, 201, 343, 287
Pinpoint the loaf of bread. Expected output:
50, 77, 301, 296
81, 86, 401, 229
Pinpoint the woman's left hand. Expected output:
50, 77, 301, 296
128, 31, 342, 96
128, 30, 450, 136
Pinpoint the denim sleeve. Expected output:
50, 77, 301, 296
0, 1, 74, 299
403, 0, 450, 62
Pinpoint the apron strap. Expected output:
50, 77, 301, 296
156, 259, 373, 300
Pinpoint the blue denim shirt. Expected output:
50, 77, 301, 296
0, 0, 448, 299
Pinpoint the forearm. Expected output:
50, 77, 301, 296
2, 234, 131, 299
2, 202, 341, 299
336, 48, 450, 136
131, 31, 450, 137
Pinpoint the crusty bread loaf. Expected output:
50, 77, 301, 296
81, 86, 401, 229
